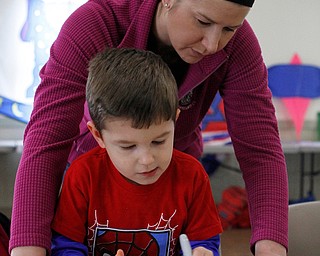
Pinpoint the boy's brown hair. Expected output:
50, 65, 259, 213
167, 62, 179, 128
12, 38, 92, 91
86, 47, 178, 132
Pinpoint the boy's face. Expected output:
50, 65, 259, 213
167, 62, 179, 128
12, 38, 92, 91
88, 118, 175, 185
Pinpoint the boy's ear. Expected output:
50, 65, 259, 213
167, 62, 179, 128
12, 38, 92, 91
175, 109, 181, 121
87, 121, 106, 148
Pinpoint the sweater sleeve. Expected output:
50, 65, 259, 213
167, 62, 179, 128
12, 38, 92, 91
222, 21, 288, 252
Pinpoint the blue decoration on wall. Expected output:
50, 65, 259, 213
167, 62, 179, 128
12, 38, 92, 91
0, 96, 32, 123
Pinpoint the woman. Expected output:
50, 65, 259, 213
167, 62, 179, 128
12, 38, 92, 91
10, 0, 288, 255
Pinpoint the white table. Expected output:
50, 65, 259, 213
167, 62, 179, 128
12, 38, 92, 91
0, 140, 23, 153
203, 141, 320, 200
0, 117, 25, 153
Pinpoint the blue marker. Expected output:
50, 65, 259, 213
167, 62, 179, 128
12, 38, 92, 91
179, 234, 192, 256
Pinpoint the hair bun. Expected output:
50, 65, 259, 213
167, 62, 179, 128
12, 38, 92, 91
226, 0, 255, 7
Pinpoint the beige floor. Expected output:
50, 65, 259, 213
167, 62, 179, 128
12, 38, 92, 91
221, 228, 252, 256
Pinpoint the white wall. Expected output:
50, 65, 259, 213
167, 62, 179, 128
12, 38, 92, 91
0, 0, 86, 103
247, 0, 320, 67
247, 1, 320, 141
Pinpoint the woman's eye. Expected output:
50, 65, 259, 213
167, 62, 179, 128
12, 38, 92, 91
224, 27, 236, 32
197, 19, 210, 26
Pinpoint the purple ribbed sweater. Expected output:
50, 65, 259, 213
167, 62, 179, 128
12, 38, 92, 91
10, 0, 288, 253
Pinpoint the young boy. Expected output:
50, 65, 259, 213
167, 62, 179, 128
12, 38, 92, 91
51, 47, 222, 256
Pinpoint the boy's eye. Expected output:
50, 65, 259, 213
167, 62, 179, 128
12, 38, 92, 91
153, 140, 165, 145
120, 145, 135, 150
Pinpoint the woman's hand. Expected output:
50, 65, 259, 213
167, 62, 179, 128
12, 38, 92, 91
10, 246, 46, 256
255, 240, 287, 256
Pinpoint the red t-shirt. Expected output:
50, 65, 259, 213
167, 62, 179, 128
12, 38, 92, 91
52, 147, 222, 256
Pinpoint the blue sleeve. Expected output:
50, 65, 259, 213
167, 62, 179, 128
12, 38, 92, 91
186, 235, 221, 256
51, 232, 88, 256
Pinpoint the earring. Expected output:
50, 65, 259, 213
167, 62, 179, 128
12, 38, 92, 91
164, 3, 169, 8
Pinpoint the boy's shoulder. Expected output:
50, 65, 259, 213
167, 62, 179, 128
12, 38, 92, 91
73, 146, 106, 163
172, 149, 204, 170
172, 148, 199, 160
65, 147, 108, 182
171, 149, 209, 185
68, 146, 107, 174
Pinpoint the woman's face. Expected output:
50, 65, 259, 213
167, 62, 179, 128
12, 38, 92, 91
158, 0, 250, 63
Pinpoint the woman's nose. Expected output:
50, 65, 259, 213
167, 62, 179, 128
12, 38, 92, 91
202, 29, 221, 55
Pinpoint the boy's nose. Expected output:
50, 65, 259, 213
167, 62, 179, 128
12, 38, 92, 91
138, 150, 155, 166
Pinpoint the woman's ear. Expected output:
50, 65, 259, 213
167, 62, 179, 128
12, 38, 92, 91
161, 0, 172, 8
175, 109, 181, 121
87, 121, 106, 148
